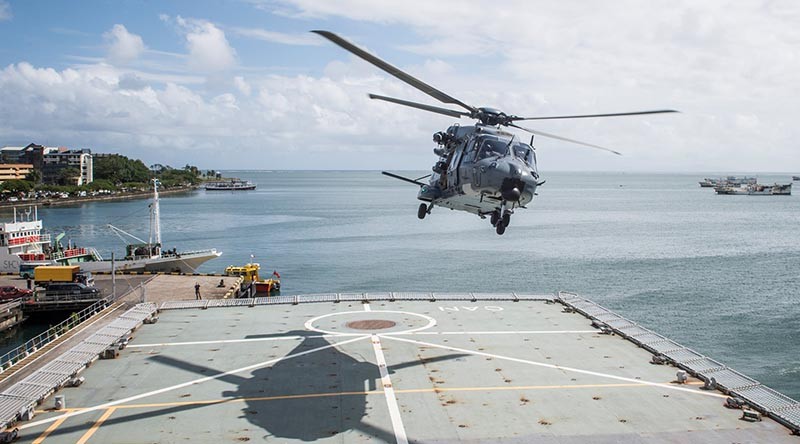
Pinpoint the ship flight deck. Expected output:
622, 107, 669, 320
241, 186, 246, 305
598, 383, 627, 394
3, 292, 799, 443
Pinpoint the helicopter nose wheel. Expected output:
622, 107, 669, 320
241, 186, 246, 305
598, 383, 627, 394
418, 203, 432, 219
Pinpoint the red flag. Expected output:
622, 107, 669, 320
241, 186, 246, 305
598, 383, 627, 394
272, 270, 280, 279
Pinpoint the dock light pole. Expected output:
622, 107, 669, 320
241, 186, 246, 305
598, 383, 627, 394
111, 253, 115, 300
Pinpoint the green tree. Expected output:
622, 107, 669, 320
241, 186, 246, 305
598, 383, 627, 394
94, 155, 151, 184
0, 179, 33, 193
24, 169, 42, 184
57, 167, 81, 186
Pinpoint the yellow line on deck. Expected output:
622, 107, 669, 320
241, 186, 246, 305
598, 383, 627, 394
61, 380, 701, 412
31, 415, 68, 444
75, 407, 116, 444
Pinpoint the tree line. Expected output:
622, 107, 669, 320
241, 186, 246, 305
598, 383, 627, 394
0, 154, 215, 194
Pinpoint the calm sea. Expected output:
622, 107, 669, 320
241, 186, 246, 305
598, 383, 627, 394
3, 171, 799, 399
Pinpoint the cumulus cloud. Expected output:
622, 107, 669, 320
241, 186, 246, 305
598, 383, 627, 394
174, 16, 237, 71
233, 76, 251, 96
104, 24, 146, 64
0, 1, 10, 21
2, 2, 800, 171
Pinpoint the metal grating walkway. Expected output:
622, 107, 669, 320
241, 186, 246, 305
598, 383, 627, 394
158, 292, 552, 311
557, 291, 800, 435
0, 302, 158, 431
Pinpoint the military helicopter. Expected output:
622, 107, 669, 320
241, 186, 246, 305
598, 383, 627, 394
313, 31, 677, 235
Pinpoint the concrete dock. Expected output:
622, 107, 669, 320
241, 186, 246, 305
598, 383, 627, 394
1, 290, 798, 443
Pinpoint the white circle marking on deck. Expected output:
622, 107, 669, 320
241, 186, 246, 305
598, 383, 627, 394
304, 310, 436, 335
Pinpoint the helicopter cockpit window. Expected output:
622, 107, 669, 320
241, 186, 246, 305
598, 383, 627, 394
478, 138, 509, 159
513, 143, 535, 166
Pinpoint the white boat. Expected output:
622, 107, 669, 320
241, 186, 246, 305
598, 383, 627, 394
204, 179, 256, 191
0, 207, 102, 277
10, 180, 222, 275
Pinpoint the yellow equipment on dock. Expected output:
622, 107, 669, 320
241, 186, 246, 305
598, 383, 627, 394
223, 263, 281, 294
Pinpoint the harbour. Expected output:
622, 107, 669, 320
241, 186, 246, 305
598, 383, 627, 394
1, 170, 798, 403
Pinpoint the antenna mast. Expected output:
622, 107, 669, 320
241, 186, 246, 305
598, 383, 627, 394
151, 179, 161, 247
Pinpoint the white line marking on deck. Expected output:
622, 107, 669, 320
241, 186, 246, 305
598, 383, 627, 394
365, 303, 408, 444
393, 330, 597, 336
127, 334, 340, 348
304, 310, 436, 335
19, 335, 370, 430
382, 335, 726, 399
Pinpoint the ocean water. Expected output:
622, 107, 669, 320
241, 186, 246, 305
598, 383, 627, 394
6, 171, 800, 399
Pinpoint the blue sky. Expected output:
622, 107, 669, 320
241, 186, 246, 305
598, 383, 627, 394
0, 0, 798, 171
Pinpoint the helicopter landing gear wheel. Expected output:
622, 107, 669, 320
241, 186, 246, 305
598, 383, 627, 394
490, 211, 499, 226
418, 203, 428, 219
502, 212, 511, 227
495, 219, 506, 235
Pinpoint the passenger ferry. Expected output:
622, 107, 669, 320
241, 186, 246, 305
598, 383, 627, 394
204, 179, 256, 191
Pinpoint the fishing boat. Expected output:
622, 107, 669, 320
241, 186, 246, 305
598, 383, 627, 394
700, 176, 757, 188
715, 182, 791, 196
15, 180, 222, 274
204, 179, 256, 191
81, 179, 222, 273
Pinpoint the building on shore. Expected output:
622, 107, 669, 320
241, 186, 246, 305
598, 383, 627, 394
0, 163, 34, 182
0, 143, 47, 171
42, 148, 93, 185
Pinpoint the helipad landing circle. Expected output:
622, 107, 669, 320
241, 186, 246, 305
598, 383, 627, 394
304, 310, 436, 335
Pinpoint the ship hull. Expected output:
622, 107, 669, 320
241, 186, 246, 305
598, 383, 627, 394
78, 250, 222, 274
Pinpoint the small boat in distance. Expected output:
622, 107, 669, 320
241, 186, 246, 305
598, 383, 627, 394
715, 182, 791, 196
792, 176, 800, 181
204, 179, 256, 191
699, 176, 757, 188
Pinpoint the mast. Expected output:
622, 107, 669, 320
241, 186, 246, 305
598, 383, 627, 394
152, 178, 161, 249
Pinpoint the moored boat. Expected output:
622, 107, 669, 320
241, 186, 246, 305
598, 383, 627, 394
715, 182, 791, 196
17, 179, 222, 275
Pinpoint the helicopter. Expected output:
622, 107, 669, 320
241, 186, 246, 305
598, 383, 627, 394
313, 31, 678, 235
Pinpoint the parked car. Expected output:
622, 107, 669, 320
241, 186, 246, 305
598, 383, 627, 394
42, 282, 100, 299
0, 286, 33, 301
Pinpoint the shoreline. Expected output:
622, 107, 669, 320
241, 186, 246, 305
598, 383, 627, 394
0, 185, 199, 212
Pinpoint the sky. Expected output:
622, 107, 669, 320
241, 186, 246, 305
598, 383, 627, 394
0, 0, 798, 172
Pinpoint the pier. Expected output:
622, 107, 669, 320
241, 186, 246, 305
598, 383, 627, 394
0, 285, 797, 442
0, 300, 23, 333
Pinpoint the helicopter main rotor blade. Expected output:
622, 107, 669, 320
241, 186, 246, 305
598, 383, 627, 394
313, 30, 476, 114
512, 109, 678, 121
509, 123, 622, 156
369, 94, 470, 119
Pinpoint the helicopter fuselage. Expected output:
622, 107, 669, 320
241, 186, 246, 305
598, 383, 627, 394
418, 124, 540, 216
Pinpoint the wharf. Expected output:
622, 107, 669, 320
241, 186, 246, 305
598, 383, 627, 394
0, 300, 23, 333
2, 291, 799, 443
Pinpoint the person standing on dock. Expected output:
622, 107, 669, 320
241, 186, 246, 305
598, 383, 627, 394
194, 282, 201, 300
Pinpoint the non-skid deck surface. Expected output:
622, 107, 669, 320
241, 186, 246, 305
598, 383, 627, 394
15, 300, 797, 443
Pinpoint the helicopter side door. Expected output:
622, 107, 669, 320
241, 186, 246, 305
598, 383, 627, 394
458, 138, 478, 189
446, 141, 465, 191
